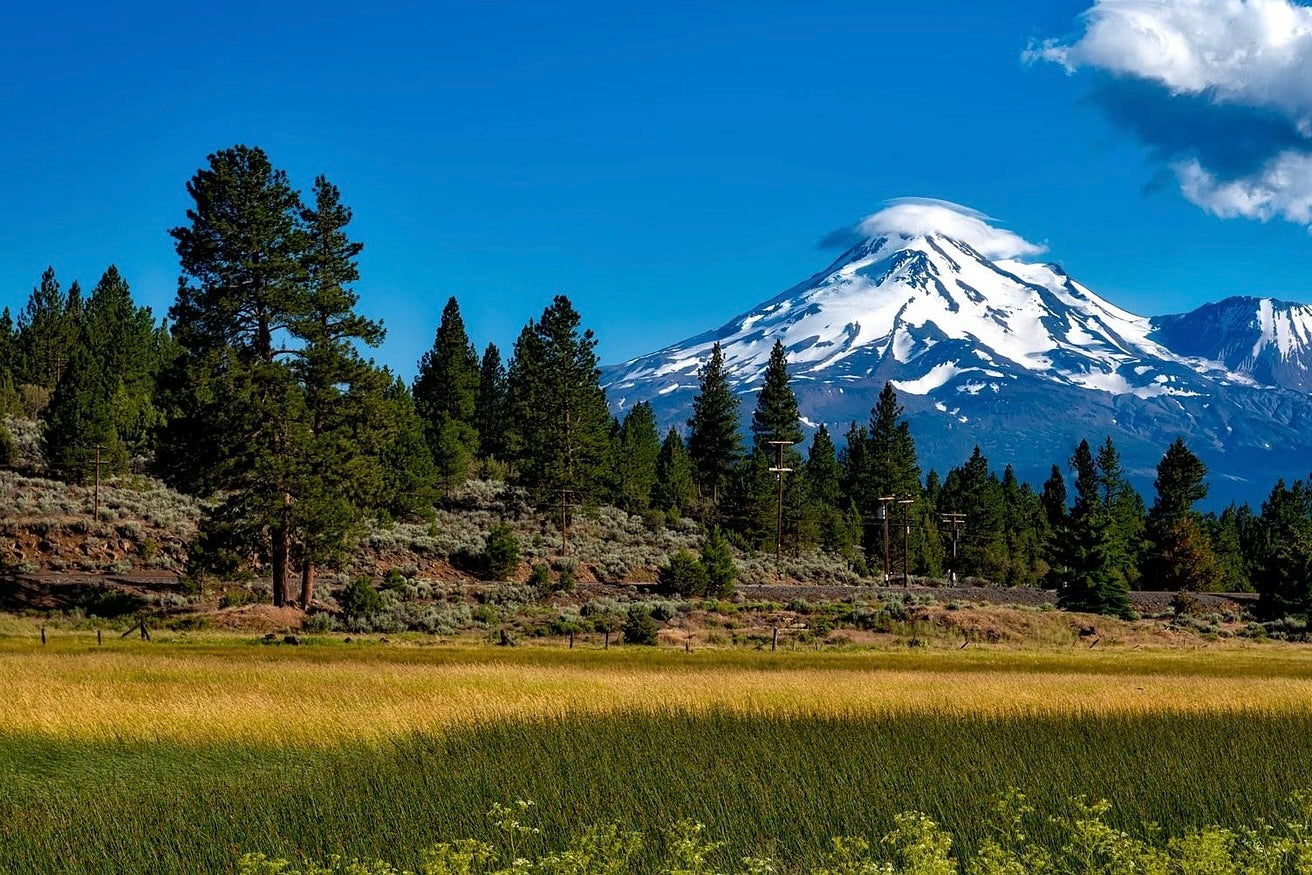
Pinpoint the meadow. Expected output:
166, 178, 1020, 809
3, 636, 1312, 872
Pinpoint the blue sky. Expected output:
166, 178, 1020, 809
2, 0, 1310, 378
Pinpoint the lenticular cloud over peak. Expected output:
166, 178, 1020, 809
857, 199, 1048, 260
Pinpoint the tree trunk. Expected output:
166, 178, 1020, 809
300, 560, 315, 608
271, 526, 290, 607
271, 487, 292, 606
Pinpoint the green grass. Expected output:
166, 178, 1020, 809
3, 708, 1312, 873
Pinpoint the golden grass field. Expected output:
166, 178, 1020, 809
5, 634, 1312, 744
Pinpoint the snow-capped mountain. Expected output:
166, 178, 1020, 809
1151, 297, 1312, 393
602, 200, 1312, 504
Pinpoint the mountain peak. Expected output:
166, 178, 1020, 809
852, 199, 1047, 261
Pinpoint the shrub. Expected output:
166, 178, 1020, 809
622, 606, 659, 645
382, 568, 407, 590
701, 528, 736, 597
556, 562, 576, 591
0, 421, 17, 468
300, 612, 333, 634
339, 576, 384, 623
483, 523, 520, 580
529, 562, 551, 589
659, 550, 708, 596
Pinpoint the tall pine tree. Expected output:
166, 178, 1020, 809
505, 296, 613, 504
413, 296, 480, 489
686, 342, 741, 508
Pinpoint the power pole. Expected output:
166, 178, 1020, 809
558, 488, 576, 557
89, 444, 108, 520
898, 497, 915, 586
877, 496, 894, 584
941, 513, 966, 583
767, 440, 798, 581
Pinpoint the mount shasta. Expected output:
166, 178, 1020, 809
602, 202, 1312, 505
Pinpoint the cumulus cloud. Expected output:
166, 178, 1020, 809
1177, 151, 1312, 222
854, 198, 1048, 260
1030, 0, 1312, 227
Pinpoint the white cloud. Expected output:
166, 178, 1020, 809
858, 199, 1047, 260
1030, 0, 1312, 228
1176, 151, 1312, 224
1028, 0, 1312, 132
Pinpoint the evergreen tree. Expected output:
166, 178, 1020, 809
806, 424, 840, 508
686, 342, 741, 507
289, 177, 388, 604
1001, 465, 1047, 586
614, 402, 660, 512
1041, 464, 1067, 528
163, 145, 382, 607
413, 296, 480, 476
371, 375, 441, 521
505, 296, 613, 503
807, 424, 853, 553
1144, 438, 1220, 591
750, 341, 802, 451
0, 307, 15, 375
701, 527, 736, 597
1208, 504, 1254, 593
42, 344, 127, 482
838, 422, 870, 506
1254, 479, 1312, 619
83, 266, 164, 457
1050, 440, 1132, 617
475, 343, 508, 461
653, 427, 695, 519
867, 382, 921, 499
17, 267, 78, 392
858, 383, 925, 575
939, 447, 1007, 580
1095, 437, 1145, 589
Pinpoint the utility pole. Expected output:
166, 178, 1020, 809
767, 439, 798, 581
898, 497, 915, 586
89, 444, 108, 520
877, 496, 894, 584
940, 513, 966, 583
558, 488, 576, 557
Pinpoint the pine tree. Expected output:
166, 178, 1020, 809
289, 177, 388, 605
653, 427, 695, 519
686, 342, 741, 507
17, 267, 78, 393
1144, 438, 1219, 591
750, 341, 802, 452
43, 344, 127, 482
371, 375, 441, 521
0, 307, 16, 375
701, 527, 736, 597
1095, 437, 1145, 589
83, 266, 164, 457
806, 425, 840, 508
413, 296, 481, 476
505, 296, 613, 503
1254, 479, 1312, 619
162, 145, 383, 607
939, 447, 1007, 580
615, 402, 660, 512
1209, 504, 1253, 593
1050, 440, 1132, 617
475, 343, 508, 461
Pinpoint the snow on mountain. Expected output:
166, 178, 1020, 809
601, 200, 1312, 503
1151, 296, 1312, 393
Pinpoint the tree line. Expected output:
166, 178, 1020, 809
3, 143, 1312, 620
